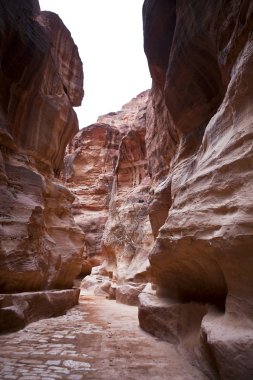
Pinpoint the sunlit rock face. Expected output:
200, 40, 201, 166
140, 0, 253, 378
0, 0, 84, 307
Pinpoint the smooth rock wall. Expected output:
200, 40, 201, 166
140, 1, 253, 378
0, 0, 84, 329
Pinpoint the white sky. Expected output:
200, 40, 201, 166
39, 0, 151, 128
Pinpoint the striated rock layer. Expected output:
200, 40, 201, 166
63, 91, 152, 303
0, 0, 84, 329
62, 122, 125, 271
139, 0, 253, 379
101, 91, 153, 305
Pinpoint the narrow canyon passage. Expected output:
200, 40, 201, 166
1, 1, 253, 378
0, 295, 207, 380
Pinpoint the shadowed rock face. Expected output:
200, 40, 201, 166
0, 0, 84, 298
140, 0, 253, 378
0, 1, 83, 171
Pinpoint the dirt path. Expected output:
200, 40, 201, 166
0, 295, 207, 379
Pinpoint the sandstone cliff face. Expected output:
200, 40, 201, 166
102, 91, 153, 305
0, 0, 84, 330
63, 91, 152, 304
140, 1, 253, 378
63, 122, 124, 270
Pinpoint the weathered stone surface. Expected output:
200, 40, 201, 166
0, 289, 80, 333
138, 284, 207, 345
64, 91, 152, 305
100, 91, 154, 304
200, 295, 253, 380
116, 283, 145, 306
0, 1, 83, 171
80, 266, 113, 297
0, 168, 84, 292
139, 0, 253, 378
62, 122, 124, 268
0, 0, 84, 328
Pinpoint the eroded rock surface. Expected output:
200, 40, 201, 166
63, 91, 152, 304
62, 122, 125, 269
139, 1, 253, 378
0, 0, 84, 330
101, 91, 153, 305
0, 289, 80, 333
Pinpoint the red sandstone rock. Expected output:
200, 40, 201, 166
63, 92, 152, 300
62, 122, 125, 267
99, 91, 154, 304
0, 0, 84, 317
139, 0, 253, 378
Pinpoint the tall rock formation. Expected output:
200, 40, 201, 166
139, 1, 253, 379
0, 0, 84, 331
63, 122, 125, 270
63, 91, 152, 304
102, 91, 153, 305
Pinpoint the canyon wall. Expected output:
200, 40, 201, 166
63, 91, 152, 304
0, 0, 84, 331
62, 122, 124, 272
101, 91, 153, 305
139, 0, 253, 379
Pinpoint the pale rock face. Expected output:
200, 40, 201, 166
0, 289, 80, 333
0, 0, 84, 328
140, 0, 253, 378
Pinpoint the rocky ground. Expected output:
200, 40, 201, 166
0, 295, 207, 380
